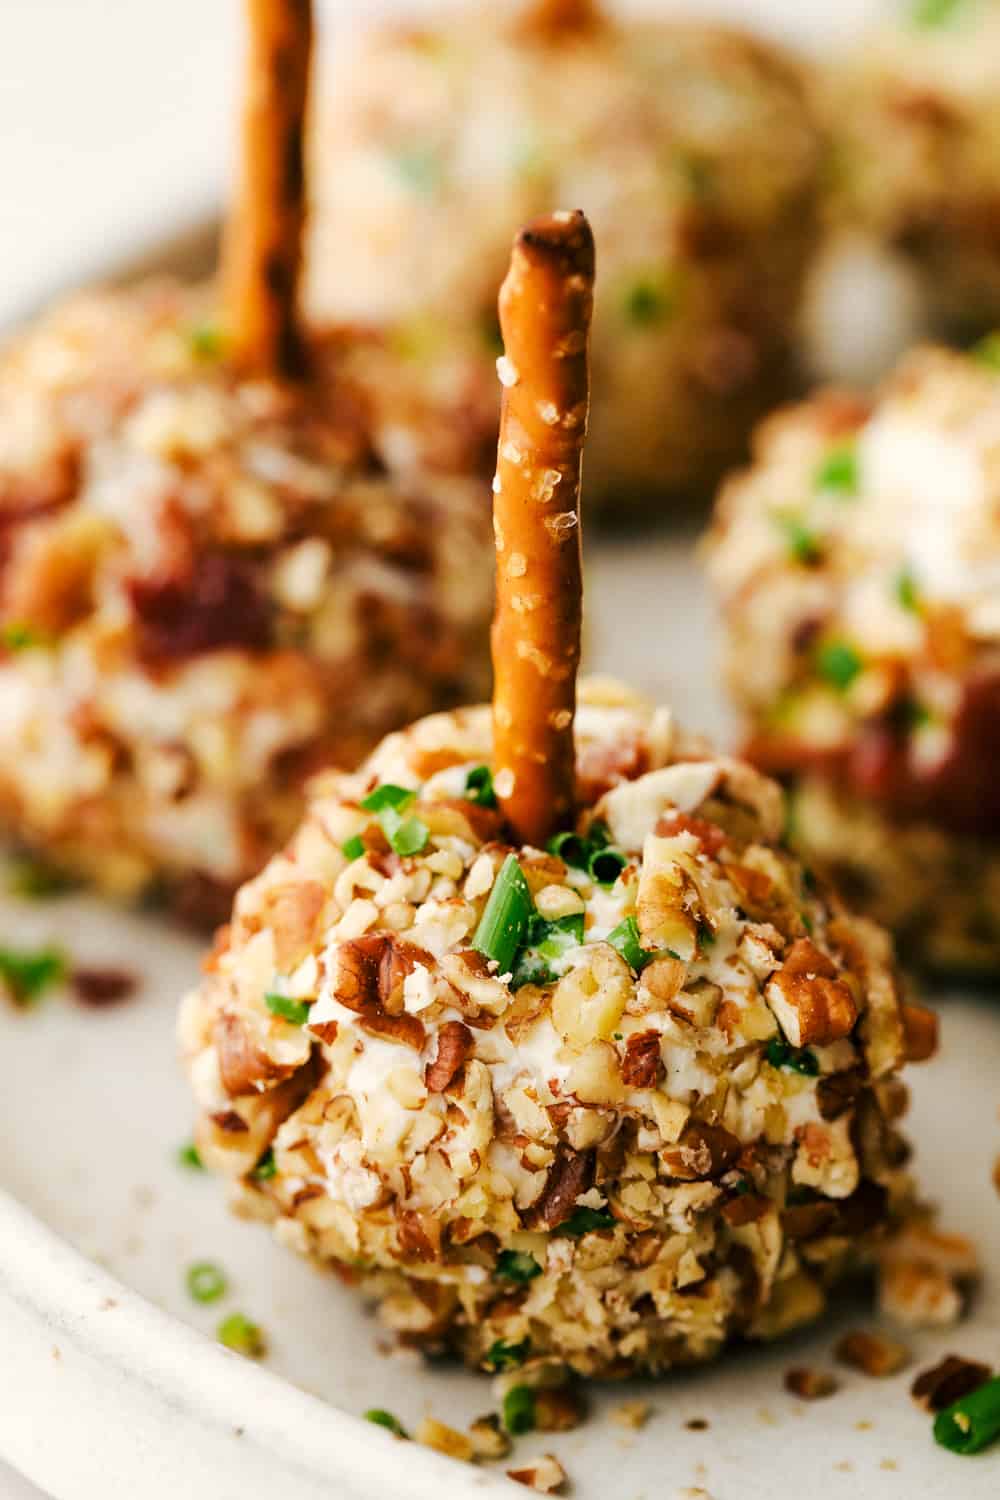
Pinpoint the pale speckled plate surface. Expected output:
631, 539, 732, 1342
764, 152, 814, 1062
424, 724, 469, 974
0, 534, 999, 1500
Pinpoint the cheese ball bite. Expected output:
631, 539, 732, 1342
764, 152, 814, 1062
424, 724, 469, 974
705, 340, 1000, 973
306, 1, 824, 512
823, 0, 1000, 340
182, 213, 931, 1380
0, 0, 491, 922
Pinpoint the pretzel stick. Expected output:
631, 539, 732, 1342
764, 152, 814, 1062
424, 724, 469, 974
491, 210, 594, 847
222, 0, 312, 377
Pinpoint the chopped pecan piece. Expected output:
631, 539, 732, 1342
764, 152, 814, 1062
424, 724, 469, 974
215, 1012, 299, 1097
655, 810, 727, 855
911, 1355, 992, 1413
506, 1454, 566, 1494
661, 1121, 741, 1182
834, 1329, 910, 1377
900, 1001, 938, 1063
329, 933, 431, 1049
397, 1210, 442, 1262
783, 1366, 838, 1400
524, 1145, 595, 1230
765, 942, 857, 1049
620, 1029, 663, 1088
424, 1020, 474, 1092
816, 1068, 864, 1121
534, 1387, 587, 1432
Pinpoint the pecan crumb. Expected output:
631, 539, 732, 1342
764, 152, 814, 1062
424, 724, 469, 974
468, 1412, 511, 1461
784, 1366, 839, 1400
415, 1416, 473, 1463
609, 1398, 651, 1430
534, 1386, 586, 1432
911, 1354, 993, 1413
835, 1329, 910, 1377
507, 1454, 566, 1493
71, 965, 140, 1007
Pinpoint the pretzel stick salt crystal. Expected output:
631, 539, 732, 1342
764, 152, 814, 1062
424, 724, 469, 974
491, 210, 594, 847
223, 0, 312, 377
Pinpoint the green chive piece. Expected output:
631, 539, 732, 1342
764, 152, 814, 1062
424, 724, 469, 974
465, 764, 497, 808
378, 805, 429, 857
264, 991, 311, 1025
502, 1385, 537, 1436
186, 1261, 227, 1304
511, 912, 584, 990
814, 444, 859, 497
177, 1142, 204, 1171
623, 276, 674, 328
217, 1312, 266, 1359
7, 858, 75, 899
588, 847, 627, 885
556, 1206, 616, 1237
484, 1337, 531, 1372
1, 622, 46, 651
765, 1038, 819, 1076
816, 639, 862, 691
250, 1148, 277, 1181
0, 944, 66, 1005
360, 784, 416, 813
972, 331, 1000, 370
388, 146, 441, 192
775, 512, 822, 565
365, 1409, 408, 1438
546, 829, 590, 868
496, 1249, 542, 1283
910, 0, 970, 26
607, 917, 653, 973
934, 1375, 1000, 1454
341, 834, 365, 861
188, 322, 224, 359
895, 568, 920, 613
472, 855, 533, 975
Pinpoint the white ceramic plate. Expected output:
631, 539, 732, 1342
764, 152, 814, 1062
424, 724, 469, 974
1, 532, 999, 1500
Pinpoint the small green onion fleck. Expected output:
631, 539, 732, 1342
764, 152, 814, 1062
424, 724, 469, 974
365, 1409, 408, 1438
464, 764, 497, 808
496, 1249, 542, 1283
502, 1385, 537, 1436
186, 1261, 227, 1304
816, 639, 862, 691
217, 1312, 266, 1358
588, 846, 627, 885
0, 944, 66, 1005
250, 1148, 277, 1181
814, 444, 859, 497
765, 1038, 819, 1076
934, 1375, 1000, 1455
556, 1206, 616, 1237
895, 567, 921, 613
775, 512, 822, 566
484, 1337, 531, 1372
264, 991, 311, 1025
1, 622, 46, 651
341, 834, 365, 861
607, 917, 653, 973
378, 805, 429, 857
972, 331, 1000, 370
472, 854, 532, 975
177, 1142, 204, 1170
188, 322, 224, 359
360, 783, 416, 813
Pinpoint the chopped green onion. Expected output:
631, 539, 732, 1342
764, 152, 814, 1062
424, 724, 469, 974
814, 444, 859, 497
816, 639, 862, 691
546, 829, 590, 868
217, 1312, 266, 1358
186, 1261, 227, 1304
588, 847, 627, 885
464, 764, 497, 808
895, 568, 920, 613
250, 1148, 277, 1181
365, 1409, 408, 1438
511, 912, 584, 990
0, 944, 66, 1005
341, 834, 365, 861
177, 1142, 204, 1171
556, 1206, 616, 1237
472, 855, 532, 975
765, 1038, 819, 1075
484, 1337, 531, 1372
622, 275, 674, 328
496, 1249, 542, 1283
7, 858, 75, 899
388, 146, 440, 192
910, 0, 970, 26
502, 1386, 537, 1436
1, 622, 46, 651
188, 322, 224, 359
972, 331, 1000, 370
934, 1375, 1000, 1454
360, 784, 416, 813
378, 805, 429, 857
774, 512, 821, 565
607, 917, 653, 973
264, 991, 311, 1025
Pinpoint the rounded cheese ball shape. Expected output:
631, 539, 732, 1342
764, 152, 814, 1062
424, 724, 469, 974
705, 339, 1000, 971
0, 281, 491, 922
181, 681, 916, 1376
306, 11, 824, 512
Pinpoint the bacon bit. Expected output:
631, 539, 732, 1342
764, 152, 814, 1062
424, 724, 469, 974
911, 1355, 993, 1413
784, 1367, 839, 1401
621, 1030, 663, 1088
424, 1021, 474, 1092
397, 1210, 442, 1262
662, 1121, 741, 1182
130, 552, 272, 662
525, 1145, 595, 1230
71, 966, 139, 1007
654, 811, 727, 856
835, 1329, 910, 1378
900, 1002, 939, 1063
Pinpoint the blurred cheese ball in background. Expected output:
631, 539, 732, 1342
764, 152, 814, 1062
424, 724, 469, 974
704, 336, 1000, 973
806, 0, 1000, 383
0, 281, 491, 924
306, 2, 825, 512
181, 683, 924, 1376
